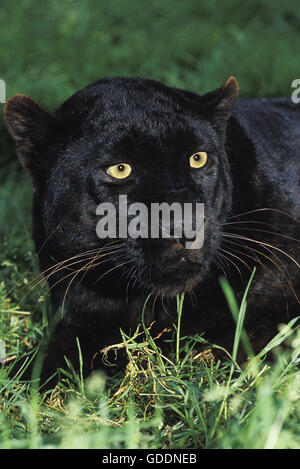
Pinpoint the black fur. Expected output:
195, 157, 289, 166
4, 77, 300, 379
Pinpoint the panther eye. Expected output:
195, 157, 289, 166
189, 152, 207, 169
107, 163, 132, 179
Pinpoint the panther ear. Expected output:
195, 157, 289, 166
199, 76, 239, 120
4, 94, 59, 183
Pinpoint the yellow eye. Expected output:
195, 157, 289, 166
189, 152, 207, 169
107, 163, 132, 179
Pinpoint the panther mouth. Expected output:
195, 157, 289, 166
125, 236, 204, 290
141, 251, 203, 292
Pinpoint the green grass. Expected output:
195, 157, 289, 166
0, 272, 299, 449
0, 0, 300, 450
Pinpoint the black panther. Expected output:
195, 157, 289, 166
4, 76, 300, 379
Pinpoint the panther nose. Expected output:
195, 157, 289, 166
169, 239, 200, 264
172, 239, 185, 252
172, 235, 202, 264
150, 237, 185, 257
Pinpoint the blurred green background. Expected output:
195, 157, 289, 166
0, 0, 299, 264
1, 0, 300, 170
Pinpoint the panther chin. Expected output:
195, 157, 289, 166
138, 253, 206, 298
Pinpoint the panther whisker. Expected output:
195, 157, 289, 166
132, 265, 147, 290
222, 233, 300, 269
221, 240, 296, 315
223, 226, 300, 243
228, 207, 299, 223
218, 246, 252, 273
4, 225, 62, 299
125, 264, 139, 302
18, 245, 124, 306
213, 253, 229, 278
243, 245, 300, 305
91, 259, 135, 288
216, 250, 243, 278
18, 245, 123, 312
13, 240, 123, 298
224, 219, 285, 232
60, 247, 128, 315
